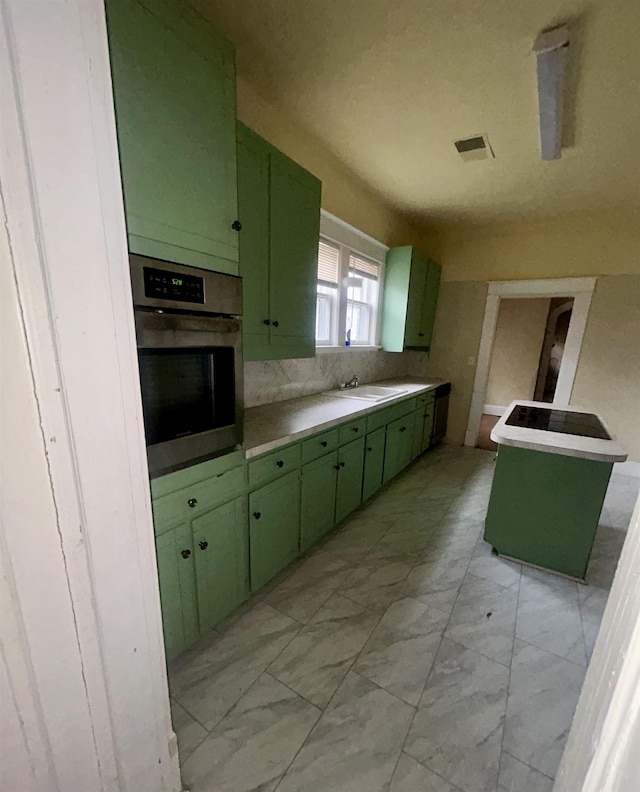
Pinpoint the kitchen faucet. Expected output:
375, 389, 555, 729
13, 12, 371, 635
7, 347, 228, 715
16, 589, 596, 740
340, 374, 360, 390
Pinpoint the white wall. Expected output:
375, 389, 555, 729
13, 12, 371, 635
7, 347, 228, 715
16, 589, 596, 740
0, 2, 180, 789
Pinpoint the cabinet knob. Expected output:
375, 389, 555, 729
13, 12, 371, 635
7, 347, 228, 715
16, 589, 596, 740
400, 426, 407, 432
180, 549, 191, 559
340, 462, 346, 468
199, 540, 208, 551
276, 460, 284, 468
352, 427, 359, 432
334, 464, 341, 470
231, 220, 242, 231
272, 320, 279, 328
321, 441, 328, 447
187, 498, 198, 508
367, 446, 373, 452
263, 319, 271, 326
418, 332, 424, 337
253, 511, 261, 520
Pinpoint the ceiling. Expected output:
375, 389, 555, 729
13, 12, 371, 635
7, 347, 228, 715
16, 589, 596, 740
194, 0, 640, 224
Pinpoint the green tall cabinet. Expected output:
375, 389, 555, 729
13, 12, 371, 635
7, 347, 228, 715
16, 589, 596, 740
237, 122, 322, 360
105, 0, 239, 273
381, 247, 441, 351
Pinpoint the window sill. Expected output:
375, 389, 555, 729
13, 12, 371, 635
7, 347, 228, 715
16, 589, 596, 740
315, 345, 382, 355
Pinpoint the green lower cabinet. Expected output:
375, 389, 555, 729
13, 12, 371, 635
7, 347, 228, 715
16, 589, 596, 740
362, 428, 386, 502
484, 445, 612, 579
192, 497, 248, 635
300, 452, 338, 551
335, 437, 366, 523
421, 406, 435, 452
155, 522, 199, 664
249, 470, 301, 591
383, 415, 414, 484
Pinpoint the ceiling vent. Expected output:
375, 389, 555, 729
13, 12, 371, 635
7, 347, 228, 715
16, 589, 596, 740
454, 134, 495, 162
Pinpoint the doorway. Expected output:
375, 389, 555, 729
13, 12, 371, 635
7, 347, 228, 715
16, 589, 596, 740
465, 278, 595, 449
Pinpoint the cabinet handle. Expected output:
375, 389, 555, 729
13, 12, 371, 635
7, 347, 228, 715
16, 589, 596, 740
187, 498, 198, 508
321, 440, 328, 447
276, 460, 284, 468
418, 332, 424, 337
272, 320, 279, 328
181, 549, 191, 559
231, 220, 242, 231
263, 319, 271, 326
400, 426, 407, 432
253, 511, 261, 520
199, 540, 208, 551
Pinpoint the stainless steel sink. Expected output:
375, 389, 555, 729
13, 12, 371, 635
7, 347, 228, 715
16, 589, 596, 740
328, 385, 408, 402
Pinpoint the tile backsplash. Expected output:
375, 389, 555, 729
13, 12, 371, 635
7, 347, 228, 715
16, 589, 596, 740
244, 350, 430, 408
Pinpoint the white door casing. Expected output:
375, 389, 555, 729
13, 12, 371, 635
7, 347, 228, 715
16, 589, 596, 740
464, 277, 596, 447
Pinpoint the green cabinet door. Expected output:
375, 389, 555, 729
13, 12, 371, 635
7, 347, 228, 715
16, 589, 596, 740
383, 416, 413, 484
362, 428, 386, 502
105, 0, 239, 273
335, 437, 366, 523
268, 149, 321, 357
404, 254, 428, 346
155, 521, 199, 664
249, 470, 301, 591
411, 407, 425, 461
192, 497, 249, 634
300, 452, 338, 551
421, 405, 435, 452
420, 260, 441, 347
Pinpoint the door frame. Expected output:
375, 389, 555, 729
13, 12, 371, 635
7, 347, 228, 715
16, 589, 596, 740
464, 277, 596, 447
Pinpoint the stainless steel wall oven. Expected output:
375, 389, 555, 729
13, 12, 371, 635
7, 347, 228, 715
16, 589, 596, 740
130, 254, 243, 478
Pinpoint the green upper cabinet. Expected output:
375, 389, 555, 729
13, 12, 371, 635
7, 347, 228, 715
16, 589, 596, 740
381, 246, 441, 352
105, 0, 239, 274
237, 122, 322, 361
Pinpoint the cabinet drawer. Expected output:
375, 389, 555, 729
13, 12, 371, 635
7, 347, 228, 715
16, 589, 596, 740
417, 391, 435, 407
248, 443, 301, 490
366, 398, 417, 433
153, 464, 245, 536
338, 417, 367, 445
302, 428, 339, 464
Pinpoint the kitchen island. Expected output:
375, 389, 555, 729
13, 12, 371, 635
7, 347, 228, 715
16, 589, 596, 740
484, 400, 627, 580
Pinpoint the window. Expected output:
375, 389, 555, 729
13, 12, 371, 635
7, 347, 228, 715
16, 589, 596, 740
315, 216, 385, 348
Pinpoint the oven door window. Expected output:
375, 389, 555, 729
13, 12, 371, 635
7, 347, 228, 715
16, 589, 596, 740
138, 347, 235, 446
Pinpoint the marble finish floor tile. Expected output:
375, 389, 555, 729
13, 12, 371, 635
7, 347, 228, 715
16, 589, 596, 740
354, 597, 449, 705
498, 752, 554, 792
321, 515, 389, 563
577, 583, 609, 626
170, 699, 207, 763
338, 555, 413, 610
389, 752, 460, 791
517, 569, 586, 665
445, 573, 518, 665
468, 540, 522, 590
182, 673, 320, 792
402, 552, 470, 602
263, 550, 352, 623
170, 603, 300, 730
277, 671, 414, 792
504, 639, 586, 778
405, 638, 509, 792
268, 593, 379, 708
586, 524, 626, 589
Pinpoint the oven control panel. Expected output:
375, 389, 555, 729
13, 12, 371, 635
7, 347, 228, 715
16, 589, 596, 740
143, 266, 205, 304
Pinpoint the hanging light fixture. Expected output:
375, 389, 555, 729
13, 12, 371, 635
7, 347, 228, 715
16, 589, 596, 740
533, 23, 570, 160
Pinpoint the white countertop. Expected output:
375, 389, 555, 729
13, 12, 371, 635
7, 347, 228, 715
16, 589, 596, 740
490, 400, 627, 463
243, 378, 447, 458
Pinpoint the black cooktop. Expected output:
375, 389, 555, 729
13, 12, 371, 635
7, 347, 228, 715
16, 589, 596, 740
506, 405, 611, 440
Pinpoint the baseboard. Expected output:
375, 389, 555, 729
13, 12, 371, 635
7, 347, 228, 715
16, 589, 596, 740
483, 404, 506, 417
614, 460, 640, 478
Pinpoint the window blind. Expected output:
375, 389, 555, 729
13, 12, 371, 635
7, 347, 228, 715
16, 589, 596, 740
318, 239, 340, 285
349, 252, 379, 281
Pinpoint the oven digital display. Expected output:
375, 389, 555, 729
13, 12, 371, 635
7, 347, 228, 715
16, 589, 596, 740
143, 266, 205, 304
